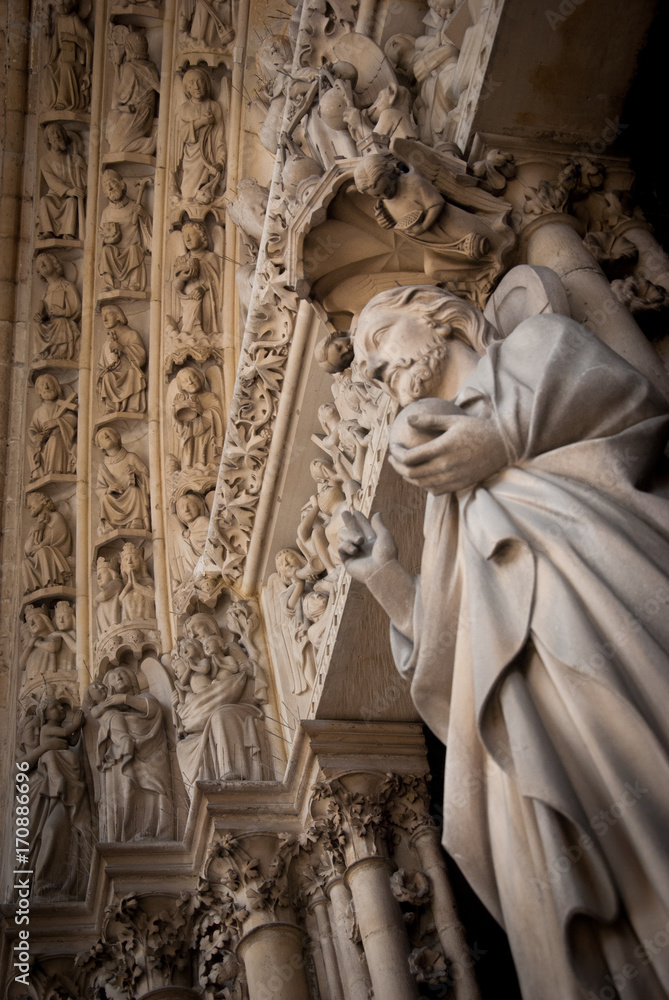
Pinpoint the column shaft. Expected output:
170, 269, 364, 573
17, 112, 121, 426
237, 921, 310, 1000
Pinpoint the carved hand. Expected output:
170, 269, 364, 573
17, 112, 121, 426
389, 412, 507, 494
337, 509, 398, 584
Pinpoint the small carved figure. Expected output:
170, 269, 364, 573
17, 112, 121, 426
107, 26, 160, 156
51, 600, 77, 675
29, 374, 78, 482
339, 281, 669, 999
353, 152, 491, 271
173, 492, 210, 584
365, 81, 418, 141
119, 542, 155, 620
172, 613, 267, 792
168, 220, 222, 338
255, 34, 293, 152
99, 169, 153, 291
95, 556, 123, 634
23, 493, 72, 594
172, 68, 226, 205
20, 605, 60, 686
178, 0, 234, 50
38, 123, 87, 240
314, 331, 354, 374
94, 426, 151, 533
271, 547, 318, 695
34, 253, 81, 361
42, 0, 93, 113
410, 0, 460, 144
97, 304, 147, 413
170, 366, 224, 470
87, 666, 172, 841
20, 697, 91, 898
297, 458, 348, 578
227, 177, 269, 256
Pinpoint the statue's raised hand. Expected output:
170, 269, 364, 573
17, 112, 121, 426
337, 509, 398, 584
389, 399, 507, 494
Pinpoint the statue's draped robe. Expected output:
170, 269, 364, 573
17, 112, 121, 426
38, 147, 86, 238
390, 315, 669, 999
97, 324, 147, 412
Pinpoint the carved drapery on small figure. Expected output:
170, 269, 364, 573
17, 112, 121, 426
99, 169, 153, 292
18, 697, 93, 899
22, 493, 73, 594
33, 253, 81, 361
86, 666, 172, 842
172, 68, 226, 206
38, 123, 87, 241
94, 426, 151, 534
107, 26, 160, 156
97, 304, 147, 413
29, 374, 78, 482
169, 612, 268, 796
42, 0, 93, 113
119, 542, 155, 620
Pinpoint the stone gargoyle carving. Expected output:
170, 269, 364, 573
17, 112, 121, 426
34, 253, 81, 361
29, 373, 78, 482
38, 123, 87, 241
352, 143, 513, 305
85, 665, 172, 841
106, 25, 160, 156
18, 696, 92, 899
97, 304, 147, 413
337, 277, 669, 999
42, 0, 93, 113
23, 492, 73, 595
171, 67, 226, 206
99, 169, 153, 292
94, 426, 151, 534
167, 612, 268, 796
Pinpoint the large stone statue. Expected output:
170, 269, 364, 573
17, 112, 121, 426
38, 123, 87, 241
33, 253, 81, 361
28, 374, 78, 482
87, 666, 172, 841
338, 283, 669, 999
99, 169, 153, 292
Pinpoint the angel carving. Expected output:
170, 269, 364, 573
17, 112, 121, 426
353, 141, 514, 304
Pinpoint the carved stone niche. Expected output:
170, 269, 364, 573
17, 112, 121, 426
169, 65, 227, 213
22, 491, 75, 600
176, 0, 235, 68
104, 23, 161, 165
26, 371, 78, 489
165, 363, 225, 479
36, 121, 87, 247
98, 166, 154, 299
164, 216, 225, 371
32, 251, 82, 364
93, 536, 158, 665
83, 665, 175, 842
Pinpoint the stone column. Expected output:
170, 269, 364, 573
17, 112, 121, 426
307, 892, 345, 1000
237, 922, 311, 1000
326, 874, 373, 1000
346, 855, 420, 1000
525, 215, 669, 400
412, 824, 480, 1000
